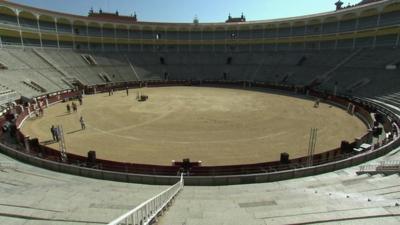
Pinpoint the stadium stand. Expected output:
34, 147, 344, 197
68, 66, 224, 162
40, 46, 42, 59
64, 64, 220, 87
0, 0, 400, 224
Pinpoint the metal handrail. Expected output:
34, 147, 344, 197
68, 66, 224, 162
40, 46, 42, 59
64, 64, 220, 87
359, 160, 400, 172
0, 161, 18, 169
108, 174, 184, 225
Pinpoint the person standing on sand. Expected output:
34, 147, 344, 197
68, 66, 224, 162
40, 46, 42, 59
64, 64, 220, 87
66, 104, 71, 113
80, 116, 86, 130
72, 102, 77, 112
50, 125, 56, 141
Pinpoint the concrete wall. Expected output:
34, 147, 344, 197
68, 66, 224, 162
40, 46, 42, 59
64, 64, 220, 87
1, 136, 399, 186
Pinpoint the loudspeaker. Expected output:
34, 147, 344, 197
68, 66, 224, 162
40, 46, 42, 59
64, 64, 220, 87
280, 152, 290, 164
87, 151, 96, 164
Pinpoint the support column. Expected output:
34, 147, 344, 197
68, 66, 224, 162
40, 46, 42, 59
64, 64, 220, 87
16, 10, 24, 47
319, 22, 323, 50
262, 25, 266, 52
86, 24, 90, 51
18, 105, 24, 113
27, 102, 31, 116
113, 25, 117, 52
274, 25, 278, 52
71, 23, 76, 50
101, 25, 104, 52
24, 136, 30, 153
127, 27, 131, 52
352, 17, 359, 49
54, 18, 60, 49
335, 20, 341, 50
289, 23, 293, 51
140, 26, 144, 52
36, 15, 43, 48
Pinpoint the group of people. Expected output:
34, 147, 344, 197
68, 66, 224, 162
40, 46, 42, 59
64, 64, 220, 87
34, 107, 44, 118
108, 87, 130, 96
66, 102, 77, 113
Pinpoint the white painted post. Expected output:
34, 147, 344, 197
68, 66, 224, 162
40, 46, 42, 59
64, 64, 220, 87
24, 136, 30, 153
27, 102, 31, 117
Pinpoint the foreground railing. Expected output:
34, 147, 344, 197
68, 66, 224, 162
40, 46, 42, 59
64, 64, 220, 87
358, 160, 400, 175
108, 174, 184, 225
0, 161, 18, 170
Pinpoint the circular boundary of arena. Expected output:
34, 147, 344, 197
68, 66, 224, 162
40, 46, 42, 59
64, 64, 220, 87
1, 80, 399, 186
21, 85, 367, 167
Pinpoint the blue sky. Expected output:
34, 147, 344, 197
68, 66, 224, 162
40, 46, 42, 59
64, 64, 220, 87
10, 0, 361, 23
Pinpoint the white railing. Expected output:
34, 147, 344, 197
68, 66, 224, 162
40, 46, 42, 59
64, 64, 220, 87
108, 174, 184, 225
0, 161, 18, 170
359, 160, 400, 173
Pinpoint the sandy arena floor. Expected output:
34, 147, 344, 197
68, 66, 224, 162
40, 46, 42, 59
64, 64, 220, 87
21, 87, 367, 166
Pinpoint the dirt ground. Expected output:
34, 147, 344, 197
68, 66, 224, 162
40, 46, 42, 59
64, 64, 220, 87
21, 87, 367, 166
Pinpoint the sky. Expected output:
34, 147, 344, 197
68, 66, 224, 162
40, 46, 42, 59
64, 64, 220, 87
9, 0, 362, 23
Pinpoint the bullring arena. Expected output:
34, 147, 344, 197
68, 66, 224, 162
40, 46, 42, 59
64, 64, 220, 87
1, 0, 400, 224
21, 86, 367, 166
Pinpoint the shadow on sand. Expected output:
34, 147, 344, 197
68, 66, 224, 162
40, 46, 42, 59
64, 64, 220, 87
66, 129, 83, 135
40, 139, 57, 145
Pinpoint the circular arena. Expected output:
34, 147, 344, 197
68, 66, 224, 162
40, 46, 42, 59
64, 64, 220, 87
21, 86, 367, 166
1, 0, 400, 224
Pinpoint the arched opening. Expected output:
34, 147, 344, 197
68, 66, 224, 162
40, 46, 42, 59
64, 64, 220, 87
306, 19, 322, 35
264, 24, 277, 38
214, 26, 226, 52
292, 21, 306, 36
0, 6, 17, 25
88, 22, 101, 37
278, 23, 291, 37
21, 31, 41, 46
179, 27, 190, 51
57, 33, 73, 48
165, 27, 177, 41
251, 25, 263, 39
102, 23, 115, 38
201, 26, 213, 41
56, 18, 72, 33
73, 20, 87, 36
380, 3, 400, 26
102, 23, 115, 51
115, 25, 129, 51
39, 14, 55, 31
179, 27, 189, 41
19, 10, 38, 29
339, 13, 357, 32
116, 24, 128, 38
0, 29, 21, 45
142, 26, 153, 40
322, 16, 338, 34
128, 28, 141, 51
237, 25, 251, 39
41, 33, 58, 47
214, 26, 226, 40
190, 27, 200, 42
359, 9, 379, 29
